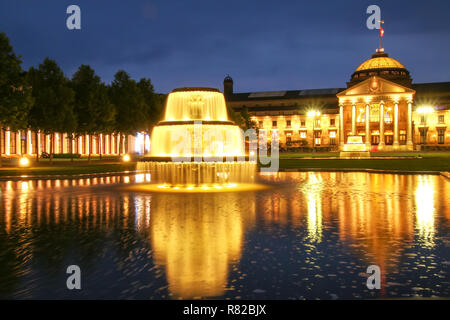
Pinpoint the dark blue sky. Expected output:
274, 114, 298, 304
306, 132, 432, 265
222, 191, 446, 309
1, 0, 449, 93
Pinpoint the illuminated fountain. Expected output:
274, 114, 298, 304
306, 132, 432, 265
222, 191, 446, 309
136, 88, 258, 191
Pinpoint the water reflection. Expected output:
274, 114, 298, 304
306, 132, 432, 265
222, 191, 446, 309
150, 193, 255, 298
0, 172, 449, 299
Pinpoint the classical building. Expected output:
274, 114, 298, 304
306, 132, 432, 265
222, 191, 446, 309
0, 130, 142, 157
225, 49, 450, 151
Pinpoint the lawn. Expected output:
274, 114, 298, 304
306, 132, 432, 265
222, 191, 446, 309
276, 158, 450, 172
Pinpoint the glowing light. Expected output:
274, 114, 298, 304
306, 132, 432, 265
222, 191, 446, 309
122, 154, 131, 162
307, 110, 321, 117
417, 106, 434, 114
415, 176, 435, 247
19, 157, 30, 167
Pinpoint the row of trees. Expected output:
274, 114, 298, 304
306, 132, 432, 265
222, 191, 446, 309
0, 32, 164, 162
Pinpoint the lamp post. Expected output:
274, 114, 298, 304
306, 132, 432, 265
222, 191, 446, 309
417, 106, 434, 146
307, 111, 321, 152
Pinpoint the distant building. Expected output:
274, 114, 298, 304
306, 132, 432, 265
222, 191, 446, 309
225, 49, 450, 151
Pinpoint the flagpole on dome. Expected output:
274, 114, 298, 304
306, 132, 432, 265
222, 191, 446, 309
377, 20, 385, 53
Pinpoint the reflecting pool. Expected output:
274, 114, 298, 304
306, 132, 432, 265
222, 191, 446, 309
0, 172, 449, 299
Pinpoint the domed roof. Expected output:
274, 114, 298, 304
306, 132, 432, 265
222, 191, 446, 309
355, 54, 406, 72
348, 51, 412, 88
224, 75, 233, 82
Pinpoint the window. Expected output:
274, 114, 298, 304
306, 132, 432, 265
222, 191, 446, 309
438, 129, 445, 144
287, 120, 291, 127
272, 121, 277, 127
314, 131, 321, 146
421, 115, 426, 124
420, 128, 427, 144
400, 130, 406, 144
329, 131, 336, 145
330, 118, 335, 126
300, 131, 307, 139
301, 120, 306, 127
315, 119, 321, 127
438, 115, 445, 124
329, 131, 336, 138
259, 121, 263, 128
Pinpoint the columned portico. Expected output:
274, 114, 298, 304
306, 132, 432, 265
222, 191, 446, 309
339, 104, 345, 145
393, 102, 400, 147
407, 101, 413, 146
365, 104, 370, 146
337, 76, 416, 151
351, 104, 356, 135
379, 102, 385, 148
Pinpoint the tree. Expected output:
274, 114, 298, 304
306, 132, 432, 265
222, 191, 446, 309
240, 107, 256, 130
27, 58, 75, 162
227, 104, 244, 128
110, 71, 149, 154
71, 65, 115, 161
0, 32, 33, 165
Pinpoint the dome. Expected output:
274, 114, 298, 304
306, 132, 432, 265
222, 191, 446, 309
224, 75, 233, 82
355, 55, 406, 72
348, 51, 412, 88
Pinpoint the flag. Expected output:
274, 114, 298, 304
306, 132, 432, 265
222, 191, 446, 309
380, 26, 385, 37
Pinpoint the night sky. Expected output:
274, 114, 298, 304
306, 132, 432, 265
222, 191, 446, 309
1, 0, 449, 93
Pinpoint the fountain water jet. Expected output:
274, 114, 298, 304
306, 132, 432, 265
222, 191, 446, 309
137, 88, 258, 191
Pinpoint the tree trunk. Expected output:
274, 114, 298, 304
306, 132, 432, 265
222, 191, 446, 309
98, 134, 102, 160
0, 127, 3, 168
70, 133, 74, 162
35, 131, 39, 163
88, 135, 92, 163
118, 132, 122, 157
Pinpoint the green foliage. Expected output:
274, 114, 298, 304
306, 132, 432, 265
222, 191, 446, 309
70, 65, 115, 135
110, 71, 161, 134
0, 32, 33, 130
240, 107, 256, 130
27, 58, 75, 134
227, 105, 244, 128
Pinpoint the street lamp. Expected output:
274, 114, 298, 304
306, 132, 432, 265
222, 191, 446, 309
307, 110, 321, 151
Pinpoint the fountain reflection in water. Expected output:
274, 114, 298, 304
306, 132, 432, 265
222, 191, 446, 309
137, 88, 257, 189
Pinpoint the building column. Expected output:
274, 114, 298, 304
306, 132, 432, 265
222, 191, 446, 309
37, 130, 41, 155
365, 104, 370, 146
17, 131, 22, 155
407, 100, 413, 146
379, 102, 385, 147
339, 104, 345, 146
394, 102, 399, 147
351, 104, 356, 135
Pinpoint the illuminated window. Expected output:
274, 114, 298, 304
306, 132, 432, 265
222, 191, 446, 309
329, 131, 336, 138
357, 108, 365, 123
438, 129, 445, 144
370, 106, 380, 122
315, 119, 321, 127
300, 131, 307, 139
438, 115, 445, 124
421, 115, 426, 124
301, 120, 306, 127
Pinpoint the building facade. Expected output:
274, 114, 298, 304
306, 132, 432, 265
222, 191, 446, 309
225, 50, 450, 151
0, 130, 140, 157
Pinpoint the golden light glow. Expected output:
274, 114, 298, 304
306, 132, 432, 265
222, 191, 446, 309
417, 106, 434, 114
150, 192, 255, 298
415, 176, 435, 247
122, 154, 131, 162
19, 157, 30, 167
